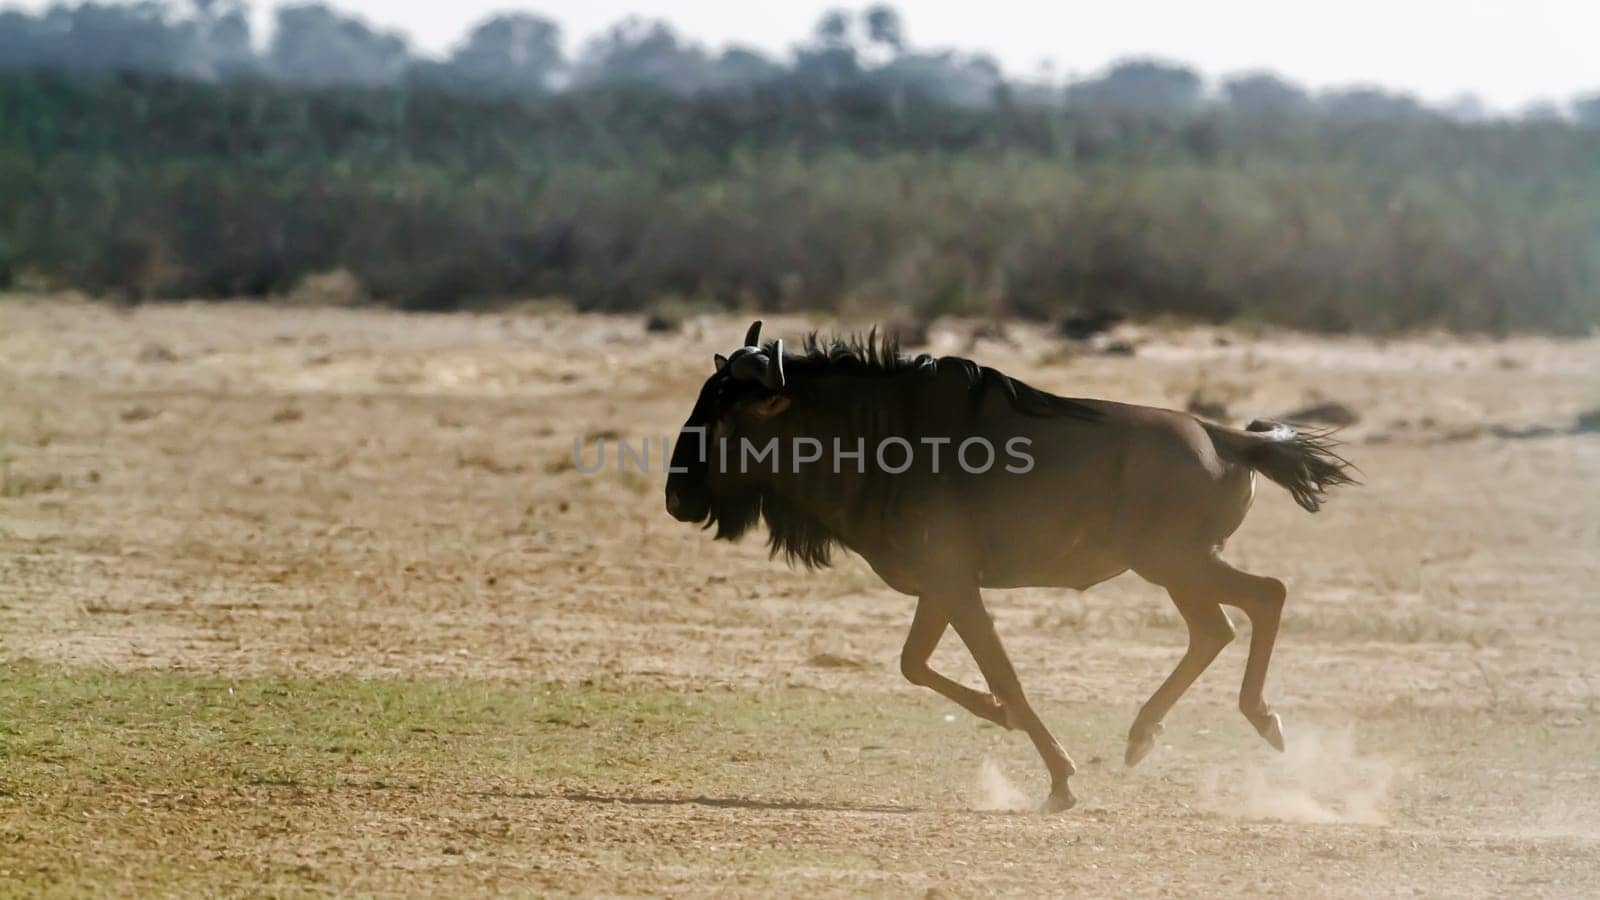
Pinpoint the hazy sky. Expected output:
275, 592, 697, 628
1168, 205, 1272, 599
16, 1, 1600, 109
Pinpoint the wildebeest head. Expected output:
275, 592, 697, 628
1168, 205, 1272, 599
664, 320, 789, 536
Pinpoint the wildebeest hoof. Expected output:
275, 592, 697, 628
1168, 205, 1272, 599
1038, 786, 1077, 813
1124, 721, 1164, 768
1249, 711, 1285, 752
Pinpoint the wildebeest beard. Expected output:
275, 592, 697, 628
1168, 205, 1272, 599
707, 483, 840, 569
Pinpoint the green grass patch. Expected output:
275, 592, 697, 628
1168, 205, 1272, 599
0, 664, 1086, 893
2, 665, 1596, 895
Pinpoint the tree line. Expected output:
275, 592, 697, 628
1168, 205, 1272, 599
0, 2, 1597, 333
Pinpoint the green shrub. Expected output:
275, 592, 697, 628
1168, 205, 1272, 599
0, 72, 1596, 333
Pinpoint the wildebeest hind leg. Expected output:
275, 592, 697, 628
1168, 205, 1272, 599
939, 587, 1078, 812
1213, 558, 1289, 752
1130, 553, 1290, 760
1123, 590, 1235, 767
900, 596, 1010, 728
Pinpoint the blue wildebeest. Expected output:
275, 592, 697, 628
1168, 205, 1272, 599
665, 322, 1354, 811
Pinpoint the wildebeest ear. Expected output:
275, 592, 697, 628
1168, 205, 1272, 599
714, 353, 728, 372
750, 395, 790, 418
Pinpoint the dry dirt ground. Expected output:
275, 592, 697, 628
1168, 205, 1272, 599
1, 297, 1597, 896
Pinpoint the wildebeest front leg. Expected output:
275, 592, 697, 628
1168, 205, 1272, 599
939, 587, 1077, 812
900, 596, 1011, 729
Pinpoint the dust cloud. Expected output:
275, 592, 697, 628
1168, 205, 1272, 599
1203, 724, 1397, 825
972, 757, 1032, 812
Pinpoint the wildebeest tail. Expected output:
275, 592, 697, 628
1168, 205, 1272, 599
1203, 418, 1357, 513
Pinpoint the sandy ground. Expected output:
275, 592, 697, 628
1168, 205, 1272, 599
2, 297, 1598, 895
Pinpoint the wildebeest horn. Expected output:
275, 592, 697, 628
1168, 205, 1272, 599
743, 320, 762, 347
728, 338, 785, 390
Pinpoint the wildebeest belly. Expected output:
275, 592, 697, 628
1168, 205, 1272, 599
976, 532, 1130, 590
965, 475, 1131, 590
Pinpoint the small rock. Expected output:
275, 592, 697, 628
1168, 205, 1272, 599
883, 313, 930, 348
1058, 309, 1125, 340
1185, 391, 1230, 422
1489, 423, 1557, 440
1280, 400, 1359, 427
806, 652, 868, 669
644, 313, 679, 334
971, 321, 1013, 345
138, 342, 177, 364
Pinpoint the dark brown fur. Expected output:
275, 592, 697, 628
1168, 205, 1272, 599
667, 324, 1356, 811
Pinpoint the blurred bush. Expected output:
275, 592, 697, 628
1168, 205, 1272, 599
0, 4, 1597, 334
287, 268, 367, 307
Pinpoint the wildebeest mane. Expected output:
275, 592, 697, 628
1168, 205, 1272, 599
760, 490, 839, 568
706, 484, 761, 543
725, 329, 1100, 570
785, 330, 1099, 422
789, 330, 938, 377
705, 484, 837, 568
